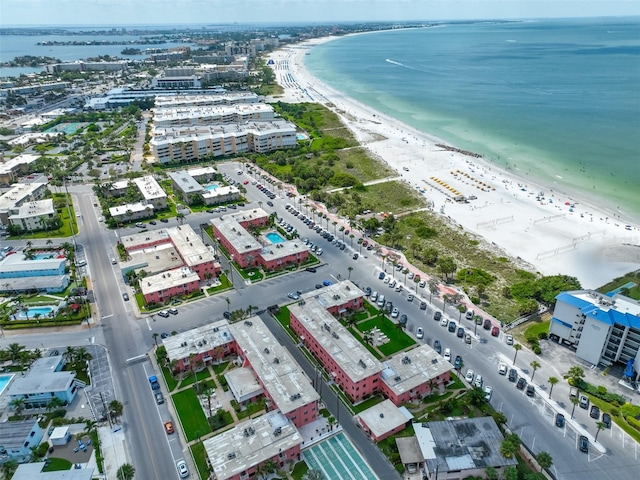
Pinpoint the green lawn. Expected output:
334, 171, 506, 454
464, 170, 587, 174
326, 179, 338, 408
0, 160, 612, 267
160, 364, 179, 391
179, 369, 212, 388
42, 458, 72, 472
524, 320, 550, 339
212, 362, 229, 375
190, 442, 210, 480
356, 315, 416, 356
291, 461, 309, 480
352, 394, 385, 414
172, 389, 211, 442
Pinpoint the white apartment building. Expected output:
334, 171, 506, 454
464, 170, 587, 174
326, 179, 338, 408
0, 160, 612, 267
8, 199, 56, 232
153, 92, 258, 109
549, 290, 640, 380
152, 103, 275, 128
0, 182, 48, 225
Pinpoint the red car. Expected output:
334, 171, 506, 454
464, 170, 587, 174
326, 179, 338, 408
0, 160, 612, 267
491, 326, 500, 337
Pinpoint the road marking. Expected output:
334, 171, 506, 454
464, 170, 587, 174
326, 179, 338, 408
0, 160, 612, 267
126, 354, 148, 364
146, 317, 152, 331
102, 314, 113, 319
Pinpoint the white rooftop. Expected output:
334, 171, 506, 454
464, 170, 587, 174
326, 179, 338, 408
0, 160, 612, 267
358, 399, 412, 439
109, 202, 153, 217
0, 182, 47, 212
167, 224, 215, 267
381, 344, 453, 396
9, 198, 55, 219
133, 175, 166, 200
139, 266, 199, 296
163, 320, 233, 361
211, 217, 262, 254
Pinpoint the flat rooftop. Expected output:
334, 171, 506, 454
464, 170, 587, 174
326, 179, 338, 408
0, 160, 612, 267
358, 399, 411, 439
381, 344, 453, 396
13, 462, 94, 480
168, 170, 203, 194
163, 320, 233, 361
154, 92, 258, 108
167, 224, 215, 267
0, 153, 39, 175
225, 367, 264, 404
204, 411, 302, 480
558, 290, 640, 328
301, 280, 362, 310
422, 417, 517, 473
0, 419, 38, 450
152, 119, 296, 143
133, 175, 166, 200
123, 245, 184, 277
0, 252, 65, 273
10, 199, 55, 218
187, 166, 217, 178
211, 217, 261, 254
226, 207, 269, 224
140, 266, 199, 295
289, 300, 383, 383
228, 316, 319, 415
153, 103, 273, 124
201, 185, 240, 201
0, 182, 47, 211
6, 371, 75, 396
109, 202, 152, 217
121, 228, 171, 252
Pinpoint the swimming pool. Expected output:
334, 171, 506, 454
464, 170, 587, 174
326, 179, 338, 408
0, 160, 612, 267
0, 374, 15, 395
204, 184, 219, 191
33, 253, 61, 260
16, 306, 56, 319
266, 232, 286, 244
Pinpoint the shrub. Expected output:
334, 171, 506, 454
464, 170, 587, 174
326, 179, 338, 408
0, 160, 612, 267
533, 346, 542, 355
626, 415, 640, 432
537, 332, 548, 340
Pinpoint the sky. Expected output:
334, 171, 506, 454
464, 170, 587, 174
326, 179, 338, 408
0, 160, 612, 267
3, 0, 639, 26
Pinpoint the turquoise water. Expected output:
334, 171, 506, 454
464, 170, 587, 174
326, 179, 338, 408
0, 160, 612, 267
33, 252, 60, 260
204, 184, 219, 191
305, 18, 640, 220
266, 232, 286, 244
17, 306, 55, 319
0, 374, 15, 395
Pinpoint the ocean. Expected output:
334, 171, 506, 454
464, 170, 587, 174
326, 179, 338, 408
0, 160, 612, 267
304, 17, 640, 221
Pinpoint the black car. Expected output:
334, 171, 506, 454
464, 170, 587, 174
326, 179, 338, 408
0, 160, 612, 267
206, 209, 215, 213
353, 253, 359, 260
483, 318, 492, 330
49, 349, 60, 357
433, 340, 442, 354
579, 435, 589, 453
400, 314, 408, 325
160, 332, 170, 339
315, 284, 323, 289
160, 218, 169, 223
508, 369, 518, 382
223, 311, 231, 319
149, 220, 157, 225
266, 201, 274, 207
305, 267, 317, 273
122, 292, 130, 301
434, 311, 442, 321
526, 385, 535, 397
602, 413, 611, 428
555, 413, 565, 428
457, 327, 465, 338
420, 302, 427, 310
364, 287, 372, 296
590, 405, 600, 419
448, 321, 456, 333
516, 377, 527, 390
340, 243, 346, 250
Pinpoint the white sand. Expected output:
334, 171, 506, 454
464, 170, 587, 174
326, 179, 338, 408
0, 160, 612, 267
266, 37, 640, 288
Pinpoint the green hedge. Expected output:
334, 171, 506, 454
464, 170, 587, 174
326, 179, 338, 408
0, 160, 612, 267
0, 319, 83, 329
625, 416, 640, 432
575, 380, 627, 406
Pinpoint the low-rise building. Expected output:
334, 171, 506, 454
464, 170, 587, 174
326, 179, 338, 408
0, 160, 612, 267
417, 417, 517, 480
8, 199, 57, 232
108, 202, 154, 223
12, 462, 94, 480
0, 419, 44, 464
0, 182, 48, 225
132, 176, 167, 210
168, 170, 204, 205
162, 320, 234, 372
153, 103, 274, 128
153, 92, 258, 109
357, 399, 413, 442
139, 266, 200, 304
5, 356, 80, 410
204, 411, 302, 480
0, 153, 39, 184
549, 290, 640, 379
202, 185, 241, 206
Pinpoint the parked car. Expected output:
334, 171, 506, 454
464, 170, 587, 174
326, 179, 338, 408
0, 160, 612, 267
499, 363, 507, 375
440, 317, 448, 327
516, 378, 527, 390
433, 340, 442, 354
579, 435, 589, 453
474, 375, 483, 388
555, 413, 565, 428
122, 292, 130, 301
465, 333, 472, 344
602, 413, 611, 428
352, 253, 359, 260
378, 271, 386, 280
155, 392, 165, 405
287, 291, 301, 300
176, 460, 190, 478
457, 327, 465, 338
416, 327, 424, 339
448, 321, 456, 333
160, 332, 170, 339
420, 302, 427, 310
160, 218, 169, 223
579, 395, 589, 409
305, 267, 317, 273
323, 280, 332, 286
483, 319, 492, 330
158, 310, 170, 318
407, 294, 414, 302
590, 405, 600, 419
434, 311, 442, 321
465, 369, 475, 383
223, 311, 231, 319
168, 308, 178, 315
491, 326, 500, 337
509, 369, 518, 382
444, 348, 451, 361
400, 314, 408, 325
164, 421, 174, 434
391, 307, 400, 318
484, 385, 493, 401
149, 220, 157, 225
419, 280, 426, 288
364, 287, 372, 296
526, 385, 535, 397
454, 355, 462, 370
505, 334, 514, 345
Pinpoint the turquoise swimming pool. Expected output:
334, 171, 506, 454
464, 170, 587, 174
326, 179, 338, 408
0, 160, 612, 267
266, 232, 286, 244
204, 184, 219, 191
0, 374, 15, 395
16, 306, 56, 319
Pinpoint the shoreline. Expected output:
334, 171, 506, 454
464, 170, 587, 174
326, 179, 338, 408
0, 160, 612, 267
267, 36, 640, 288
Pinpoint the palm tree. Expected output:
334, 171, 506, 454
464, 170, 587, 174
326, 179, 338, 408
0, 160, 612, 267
152, 333, 159, 347
1, 460, 18, 480
258, 460, 277, 480
594, 421, 607, 442
26, 240, 32, 249
224, 297, 231, 312
530, 360, 541, 381
10, 397, 25, 415
536, 451, 553, 472
512, 343, 522, 365
548, 376, 559, 399
116, 463, 135, 480
347, 266, 353, 280
565, 365, 585, 385
203, 387, 215, 418
46, 239, 53, 246
64, 345, 77, 363
303, 470, 324, 480
8, 343, 25, 362
570, 396, 579, 418
75, 347, 92, 364
46, 397, 65, 413
109, 400, 124, 423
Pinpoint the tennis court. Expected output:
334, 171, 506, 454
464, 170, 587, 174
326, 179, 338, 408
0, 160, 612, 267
45, 122, 89, 134
303, 432, 378, 480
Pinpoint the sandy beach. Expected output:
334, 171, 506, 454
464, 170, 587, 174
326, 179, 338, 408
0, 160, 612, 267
267, 37, 640, 288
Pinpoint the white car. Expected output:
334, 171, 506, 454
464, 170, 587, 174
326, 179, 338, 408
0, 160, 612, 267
506, 334, 514, 345
176, 460, 189, 478
416, 327, 424, 339
484, 385, 493, 401
389, 279, 397, 288
474, 375, 484, 388
391, 307, 400, 318
443, 348, 451, 361
383, 277, 390, 284
498, 363, 508, 375
465, 369, 475, 383
440, 317, 448, 327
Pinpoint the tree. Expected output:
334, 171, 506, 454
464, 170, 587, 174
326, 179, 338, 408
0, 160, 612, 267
530, 360, 541, 381
8, 343, 25, 362
570, 396, 579, 418
512, 343, 522, 365
548, 376, 559, 399
224, 296, 231, 312
467, 386, 487, 406
257, 459, 277, 480
536, 451, 553, 472
437, 256, 457, 280
302, 470, 324, 480
64, 345, 77, 363
46, 397, 66, 413
203, 387, 215, 418
565, 366, 585, 385
116, 463, 135, 480
10, 397, 25, 415
347, 266, 353, 280
500, 433, 521, 459
1, 460, 18, 480
109, 400, 124, 423
485, 466, 498, 480
152, 333, 159, 347
595, 421, 607, 442
75, 347, 92, 364
504, 465, 518, 480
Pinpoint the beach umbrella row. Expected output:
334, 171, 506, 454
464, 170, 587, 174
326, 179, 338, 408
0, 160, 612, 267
430, 176, 462, 196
